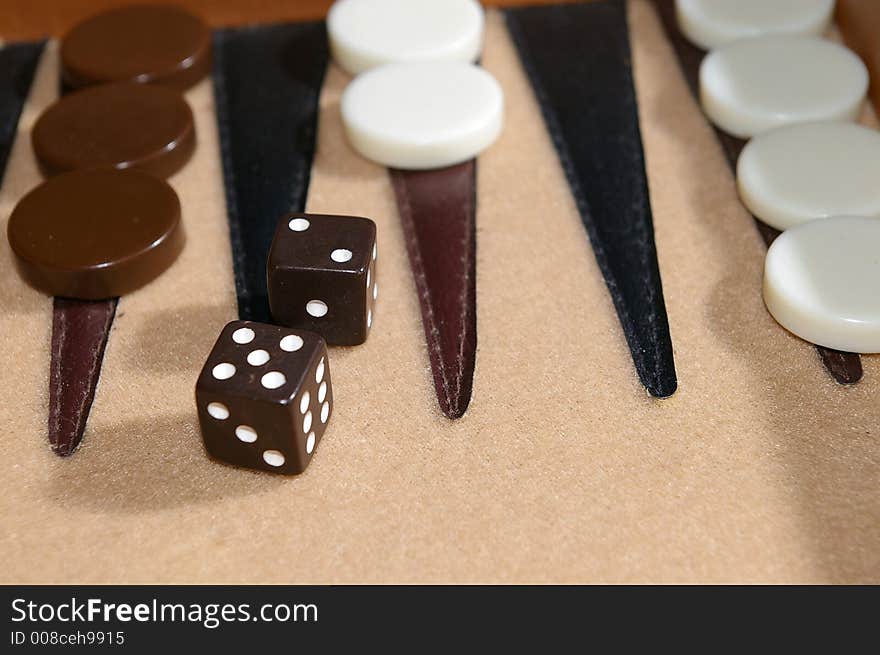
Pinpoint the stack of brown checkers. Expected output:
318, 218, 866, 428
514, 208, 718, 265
7, 169, 184, 300
60, 4, 212, 90
4, 4, 211, 456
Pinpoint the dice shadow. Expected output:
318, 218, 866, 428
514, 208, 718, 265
122, 303, 233, 373
48, 413, 286, 512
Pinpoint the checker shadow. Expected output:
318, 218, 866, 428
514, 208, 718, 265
650, 72, 880, 582
48, 412, 286, 512
0, 233, 51, 315
309, 96, 392, 183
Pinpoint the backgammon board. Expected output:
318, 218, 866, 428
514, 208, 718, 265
1, 0, 878, 583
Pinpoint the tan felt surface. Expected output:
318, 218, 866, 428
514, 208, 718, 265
1, 4, 878, 583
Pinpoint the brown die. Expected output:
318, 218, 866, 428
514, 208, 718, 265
268, 213, 378, 346
195, 320, 333, 475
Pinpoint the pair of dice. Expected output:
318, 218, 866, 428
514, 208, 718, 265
196, 213, 378, 475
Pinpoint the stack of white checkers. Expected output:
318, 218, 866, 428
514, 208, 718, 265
678, 0, 880, 354
329, 0, 504, 169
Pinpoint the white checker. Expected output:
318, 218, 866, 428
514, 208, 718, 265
247, 349, 270, 366
235, 425, 258, 443
676, 0, 834, 51
738, 122, 880, 231
700, 36, 867, 138
341, 61, 504, 169
263, 450, 285, 467
207, 402, 229, 420
231, 327, 255, 344
763, 216, 880, 353
280, 334, 304, 352
328, 0, 484, 75
212, 362, 235, 380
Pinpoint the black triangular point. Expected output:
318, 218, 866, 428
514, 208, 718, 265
506, 1, 678, 399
